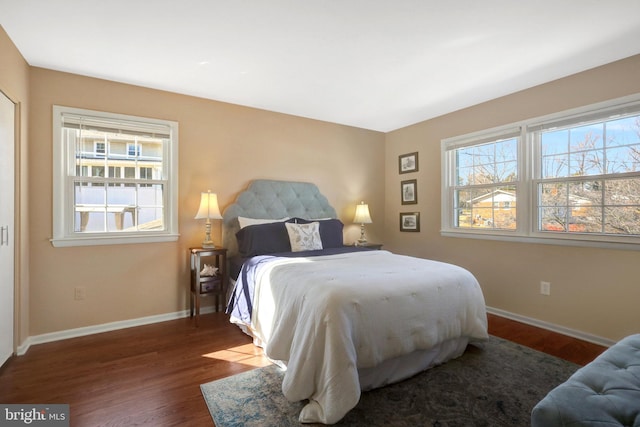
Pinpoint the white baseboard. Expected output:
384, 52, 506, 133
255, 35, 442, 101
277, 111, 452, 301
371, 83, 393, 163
486, 306, 615, 348
16, 306, 218, 356
16, 305, 614, 356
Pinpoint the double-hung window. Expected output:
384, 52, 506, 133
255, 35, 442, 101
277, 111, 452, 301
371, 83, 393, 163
442, 95, 640, 249
444, 128, 521, 232
52, 106, 179, 247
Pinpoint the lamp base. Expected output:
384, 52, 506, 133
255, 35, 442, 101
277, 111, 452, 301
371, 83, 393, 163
202, 220, 215, 248
357, 224, 367, 245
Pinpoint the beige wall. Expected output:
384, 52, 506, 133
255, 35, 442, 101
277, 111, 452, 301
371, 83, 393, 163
0, 27, 30, 348
385, 55, 640, 342
6, 20, 640, 345
28, 68, 385, 336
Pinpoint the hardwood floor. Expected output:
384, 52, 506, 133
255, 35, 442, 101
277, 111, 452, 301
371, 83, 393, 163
0, 312, 607, 426
487, 313, 607, 366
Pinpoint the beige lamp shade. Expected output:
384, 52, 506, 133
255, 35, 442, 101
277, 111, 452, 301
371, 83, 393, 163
195, 191, 222, 220
195, 190, 222, 248
353, 202, 372, 224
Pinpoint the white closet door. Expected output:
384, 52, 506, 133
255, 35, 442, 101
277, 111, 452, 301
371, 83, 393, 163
0, 90, 15, 366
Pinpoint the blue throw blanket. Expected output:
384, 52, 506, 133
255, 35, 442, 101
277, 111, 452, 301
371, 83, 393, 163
226, 255, 279, 324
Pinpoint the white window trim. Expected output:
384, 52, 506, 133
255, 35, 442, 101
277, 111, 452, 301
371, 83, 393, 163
441, 93, 640, 251
51, 106, 179, 247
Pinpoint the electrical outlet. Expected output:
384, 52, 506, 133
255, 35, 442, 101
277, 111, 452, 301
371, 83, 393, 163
540, 281, 551, 296
74, 286, 86, 300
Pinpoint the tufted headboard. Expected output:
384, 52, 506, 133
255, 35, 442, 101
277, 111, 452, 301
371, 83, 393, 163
222, 179, 337, 256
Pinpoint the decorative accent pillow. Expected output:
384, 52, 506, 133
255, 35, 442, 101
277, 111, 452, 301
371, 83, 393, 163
285, 222, 323, 252
289, 218, 344, 248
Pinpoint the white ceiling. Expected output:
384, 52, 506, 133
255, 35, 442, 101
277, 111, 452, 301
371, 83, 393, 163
2, 1, 640, 132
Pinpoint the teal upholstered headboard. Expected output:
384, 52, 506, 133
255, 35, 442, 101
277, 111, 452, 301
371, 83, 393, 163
222, 179, 337, 255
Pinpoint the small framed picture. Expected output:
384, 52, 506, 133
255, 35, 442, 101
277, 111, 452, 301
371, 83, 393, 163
400, 212, 420, 232
399, 152, 419, 174
401, 179, 417, 205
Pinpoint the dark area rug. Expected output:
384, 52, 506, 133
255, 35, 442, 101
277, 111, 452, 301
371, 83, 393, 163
201, 336, 578, 426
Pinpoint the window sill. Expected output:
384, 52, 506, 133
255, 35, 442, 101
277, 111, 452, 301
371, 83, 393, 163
440, 229, 640, 251
50, 233, 180, 247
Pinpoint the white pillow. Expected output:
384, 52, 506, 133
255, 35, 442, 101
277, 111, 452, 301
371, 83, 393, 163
285, 222, 323, 252
238, 216, 290, 229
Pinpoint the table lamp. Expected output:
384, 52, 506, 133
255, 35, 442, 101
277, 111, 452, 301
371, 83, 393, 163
353, 201, 372, 244
195, 190, 222, 248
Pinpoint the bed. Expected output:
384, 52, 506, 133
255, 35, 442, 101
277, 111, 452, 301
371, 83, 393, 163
223, 179, 488, 424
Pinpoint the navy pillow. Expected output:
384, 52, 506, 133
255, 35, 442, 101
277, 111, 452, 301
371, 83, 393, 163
289, 218, 344, 248
235, 221, 291, 257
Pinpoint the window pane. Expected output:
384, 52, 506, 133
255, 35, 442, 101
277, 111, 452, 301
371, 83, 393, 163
605, 116, 639, 148
540, 207, 567, 232
74, 182, 106, 232
568, 181, 602, 206
606, 145, 640, 173
496, 159, 517, 183
540, 182, 567, 207
454, 189, 477, 228
541, 153, 569, 179
456, 187, 516, 230
455, 138, 518, 186
604, 207, 640, 234
542, 130, 569, 155
539, 180, 604, 233
573, 206, 602, 233
569, 149, 604, 176
106, 184, 136, 206
491, 186, 517, 229
539, 177, 640, 235
72, 183, 166, 233
605, 178, 640, 205
138, 184, 165, 230
495, 139, 517, 162
456, 166, 472, 186
542, 126, 606, 178
138, 207, 164, 230
570, 123, 603, 150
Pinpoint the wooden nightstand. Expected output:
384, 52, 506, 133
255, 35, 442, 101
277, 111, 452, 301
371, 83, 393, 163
352, 242, 383, 250
189, 247, 227, 326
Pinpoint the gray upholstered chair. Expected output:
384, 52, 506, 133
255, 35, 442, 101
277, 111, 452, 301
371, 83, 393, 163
531, 334, 640, 427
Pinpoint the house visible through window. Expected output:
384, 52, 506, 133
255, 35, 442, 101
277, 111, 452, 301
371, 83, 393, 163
52, 106, 179, 247
442, 95, 640, 249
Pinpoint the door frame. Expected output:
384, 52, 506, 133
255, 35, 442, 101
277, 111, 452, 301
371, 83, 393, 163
0, 88, 18, 365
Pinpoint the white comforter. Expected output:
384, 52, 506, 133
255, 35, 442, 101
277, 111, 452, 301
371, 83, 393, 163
244, 250, 488, 424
